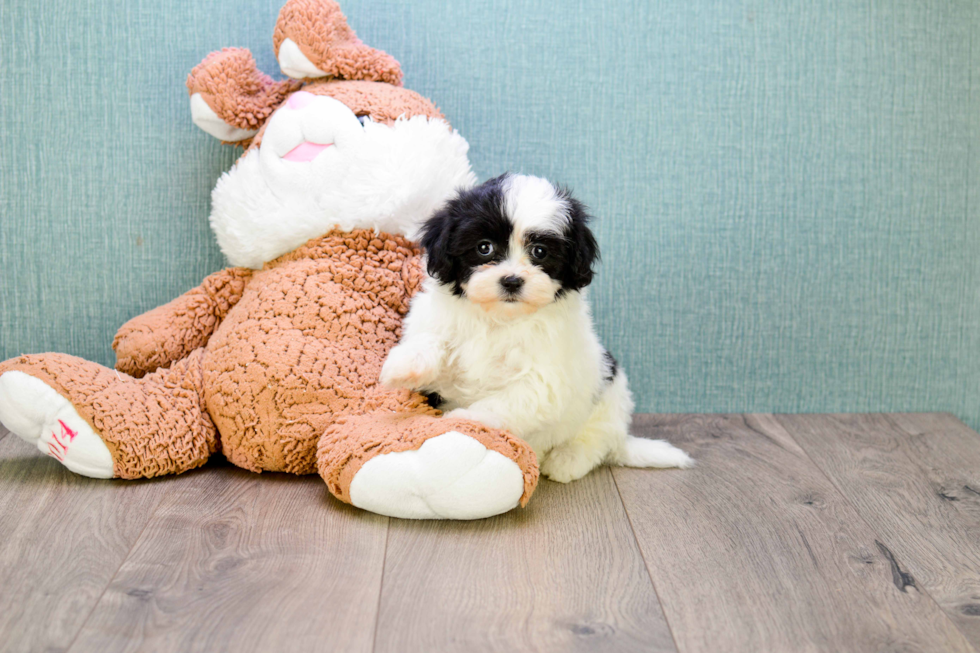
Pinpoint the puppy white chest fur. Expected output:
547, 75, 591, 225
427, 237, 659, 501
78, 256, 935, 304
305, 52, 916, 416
427, 286, 602, 452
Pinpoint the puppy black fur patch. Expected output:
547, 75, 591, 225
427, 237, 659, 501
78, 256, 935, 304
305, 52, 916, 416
602, 350, 618, 384
419, 174, 513, 296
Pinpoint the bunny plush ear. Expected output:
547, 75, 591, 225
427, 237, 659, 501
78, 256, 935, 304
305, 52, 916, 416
273, 0, 403, 85
187, 48, 301, 143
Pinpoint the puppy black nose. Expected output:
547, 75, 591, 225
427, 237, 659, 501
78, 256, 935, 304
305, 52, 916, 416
499, 275, 524, 293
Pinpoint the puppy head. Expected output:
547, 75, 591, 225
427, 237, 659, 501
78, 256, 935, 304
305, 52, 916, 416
419, 173, 599, 317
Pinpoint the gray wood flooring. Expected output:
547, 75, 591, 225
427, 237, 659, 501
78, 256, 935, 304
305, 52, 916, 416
1, 414, 978, 652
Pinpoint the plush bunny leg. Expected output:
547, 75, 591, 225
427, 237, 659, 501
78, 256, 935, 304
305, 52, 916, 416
318, 412, 538, 520
0, 349, 217, 479
186, 48, 300, 143
273, 0, 403, 84
0, 370, 113, 478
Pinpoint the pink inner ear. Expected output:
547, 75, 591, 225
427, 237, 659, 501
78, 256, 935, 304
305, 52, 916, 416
283, 141, 333, 162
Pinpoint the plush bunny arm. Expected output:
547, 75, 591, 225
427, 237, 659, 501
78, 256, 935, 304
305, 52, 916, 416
113, 268, 253, 377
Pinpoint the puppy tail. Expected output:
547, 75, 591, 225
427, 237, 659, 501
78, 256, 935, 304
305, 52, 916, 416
610, 435, 694, 469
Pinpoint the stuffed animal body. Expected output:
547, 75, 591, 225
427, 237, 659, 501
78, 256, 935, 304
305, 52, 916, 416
0, 0, 538, 520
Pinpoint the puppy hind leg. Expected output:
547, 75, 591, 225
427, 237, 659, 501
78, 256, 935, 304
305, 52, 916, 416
540, 428, 616, 483
540, 374, 632, 483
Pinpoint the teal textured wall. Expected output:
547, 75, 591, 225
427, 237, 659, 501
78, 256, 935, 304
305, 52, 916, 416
1, 1, 978, 427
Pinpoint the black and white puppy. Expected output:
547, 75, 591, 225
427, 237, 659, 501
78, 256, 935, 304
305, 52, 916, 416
381, 173, 692, 482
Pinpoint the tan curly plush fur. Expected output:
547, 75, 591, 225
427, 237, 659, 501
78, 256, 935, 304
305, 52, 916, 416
200, 231, 429, 476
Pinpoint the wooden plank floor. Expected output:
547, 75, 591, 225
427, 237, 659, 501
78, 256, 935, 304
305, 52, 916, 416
1, 414, 979, 653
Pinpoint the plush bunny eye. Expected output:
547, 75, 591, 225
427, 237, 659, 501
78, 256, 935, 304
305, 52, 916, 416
477, 241, 494, 257
530, 244, 548, 260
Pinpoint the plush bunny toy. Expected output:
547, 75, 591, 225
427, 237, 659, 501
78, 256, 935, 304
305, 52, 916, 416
0, 0, 539, 520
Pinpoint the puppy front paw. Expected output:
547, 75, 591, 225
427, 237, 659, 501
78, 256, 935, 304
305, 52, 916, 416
443, 407, 507, 431
540, 446, 603, 483
380, 345, 440, 390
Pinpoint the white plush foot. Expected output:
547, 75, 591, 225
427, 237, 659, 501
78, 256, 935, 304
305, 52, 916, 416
0, 371, 114, 478
613, 435, 694, 470
348, 431, 525, 520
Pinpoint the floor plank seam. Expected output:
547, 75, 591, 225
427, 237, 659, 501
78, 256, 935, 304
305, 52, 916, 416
369, 517, 391, 653
771, 414, 976, 648
61, 488, 171, 653
610, 468, 684, 653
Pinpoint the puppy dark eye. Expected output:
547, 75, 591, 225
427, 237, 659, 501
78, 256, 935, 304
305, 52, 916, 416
477, 241, 495, 257
530, 245, 548, 260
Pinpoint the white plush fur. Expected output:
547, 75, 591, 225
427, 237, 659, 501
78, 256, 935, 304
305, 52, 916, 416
382, 284, 694, 483
210, 94, 477, 269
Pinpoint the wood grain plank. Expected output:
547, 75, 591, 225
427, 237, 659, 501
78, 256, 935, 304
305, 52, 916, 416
68, 462, 388, 653
0, 433, 165, 653
614, 414, 974, 653
374, 467, 676, 653
777, 413, 980, 647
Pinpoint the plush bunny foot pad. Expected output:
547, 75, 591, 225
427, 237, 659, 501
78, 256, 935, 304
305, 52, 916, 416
0, 371, 114, 478
349, 431, 526, 520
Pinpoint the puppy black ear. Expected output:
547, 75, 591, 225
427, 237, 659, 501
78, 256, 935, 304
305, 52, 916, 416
562, 194, 600, 291
418, 204, 457, 284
